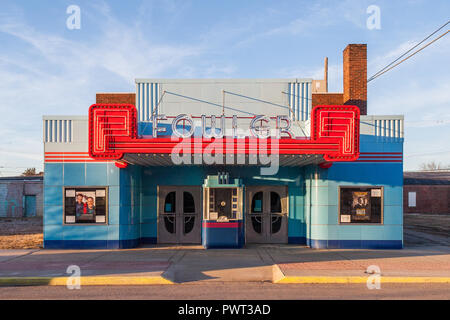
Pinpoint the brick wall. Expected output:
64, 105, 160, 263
404, 185, 450, 214
311, 44, 367, 114
343, 44, 367, 115
312, 93, 343, 108
96, 93, 135, 105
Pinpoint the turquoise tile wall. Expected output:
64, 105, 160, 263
43, 133, 403, 247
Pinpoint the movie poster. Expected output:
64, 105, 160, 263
339, 187, 383, 224
64, 187, 107, 224
351, 191, 371, 221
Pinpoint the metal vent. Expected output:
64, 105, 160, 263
136, 82, 159, 122
44, 119, 72, 143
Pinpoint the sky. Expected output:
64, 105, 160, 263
0, 0, 449, 176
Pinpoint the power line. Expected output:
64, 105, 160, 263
368, 21, 449, 82
369, 20, 449, 81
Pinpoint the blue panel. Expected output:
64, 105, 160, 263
108, 205, 120, 225
107, 162, 120, 186
312, 224, 339, 240
109, 186, 120, 206
44, 224, 63, 240
64, 163, 85, 185
287, 218, 306, 237
86, 163, 107, 186
44, 206, 63, 225
44, 163, 63, 186
44, 186, 63, 206
359, 225, 385, 240
202, 221, 244, 248
141, 221, 157, 237
43, 239, 151, 249
309, 239, 402, 249
63, 227, 84, 240
119, 223, 140, 240
120, 205, 131, 225
310, 205, 338, 225
383, 205, 403, 225
83, 226, 108, 240
107, 225, 120, 240
384, 186, 403, 206
338, 225, 361, 240
383, 225, 403, 240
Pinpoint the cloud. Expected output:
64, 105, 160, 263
236, 0, 367, 47
0, 2, 207, 176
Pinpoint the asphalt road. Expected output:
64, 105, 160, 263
0, 283, 448, 300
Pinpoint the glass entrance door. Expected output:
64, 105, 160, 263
158, 186, 201, 244
245, 186, 288, 244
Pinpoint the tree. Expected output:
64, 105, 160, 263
21, 168, 42, 176
419, 161, 449, 171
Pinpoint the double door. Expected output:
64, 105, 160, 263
245, 186, 288, 243
157, 186, 202, 244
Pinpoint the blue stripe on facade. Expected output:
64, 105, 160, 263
308, 239, 403, 249
288, 236, 307, 244
44, 238, 157, 249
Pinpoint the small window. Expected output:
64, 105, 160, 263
251, 192, 263, 213
270, 192, 281, 213
164, 192, 176, 213
408, 192, 416, 207
183, 192, 195, 213
64, 187, 108, 224
271, 216, 282, 234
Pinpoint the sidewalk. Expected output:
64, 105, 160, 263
0, 245, 449, 285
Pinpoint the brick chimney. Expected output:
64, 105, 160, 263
343, 44, 367, 115
96, 93, 135, 105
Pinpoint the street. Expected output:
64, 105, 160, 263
0, 283, 448, 300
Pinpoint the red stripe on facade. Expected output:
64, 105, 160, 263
360, 152, 402, 155
354, 160, 403, 162
202, 222, 242, 228
45, 156, 92, 159
45, 160, 112, 163
358, 156, 403, 159
44, 152, 89, 155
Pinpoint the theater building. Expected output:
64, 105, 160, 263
43, 44, 404, 249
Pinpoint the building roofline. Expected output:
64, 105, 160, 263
135, 78, 314, 84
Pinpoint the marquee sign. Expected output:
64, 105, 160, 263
88, 104, 360, 163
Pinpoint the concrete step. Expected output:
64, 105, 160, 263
163, 248, 278, 283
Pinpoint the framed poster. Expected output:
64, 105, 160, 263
339, 186, 383, 224
63, 187, 108, 224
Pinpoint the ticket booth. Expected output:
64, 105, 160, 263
202, 174, 244, 248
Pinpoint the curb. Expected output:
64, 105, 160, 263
274, 276, 450, 284
0, 276, 174, 286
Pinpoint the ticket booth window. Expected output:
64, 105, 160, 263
204, 187, 243, 221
